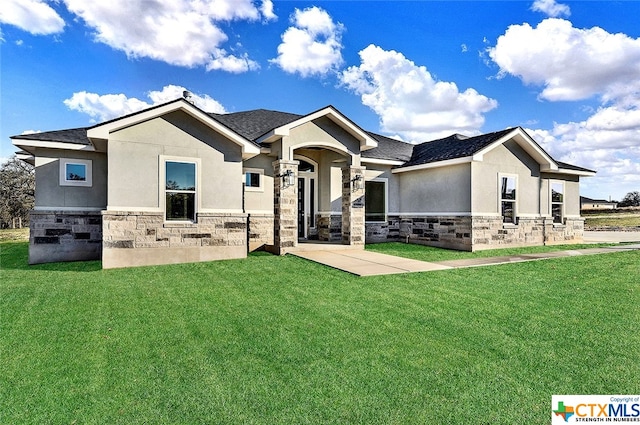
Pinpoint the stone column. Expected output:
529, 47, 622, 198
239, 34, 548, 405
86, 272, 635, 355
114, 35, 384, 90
272, 160, 299, 255
342, 166, 365, 246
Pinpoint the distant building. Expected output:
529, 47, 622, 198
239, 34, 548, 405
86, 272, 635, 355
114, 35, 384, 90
580, 196, 617, 210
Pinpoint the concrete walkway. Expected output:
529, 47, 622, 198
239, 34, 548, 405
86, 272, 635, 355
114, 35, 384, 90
291, 244, 640, 277
291, 249, 452, 276
584, 231, 640, 243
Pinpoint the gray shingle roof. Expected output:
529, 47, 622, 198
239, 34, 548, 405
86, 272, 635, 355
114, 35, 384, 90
209, 109, 302, 142
362, 132, 414, 162
12, 127, 91, 146
400, 128, 515, 168
557, 161, 596, 174
10, 102, 593, 175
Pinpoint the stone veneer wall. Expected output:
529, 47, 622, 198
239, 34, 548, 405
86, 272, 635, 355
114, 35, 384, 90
401, 216, 473, 251
544, 217, 585, 245
366, 215, 472, 250
471, 216, 544, 249
102, 211, 247, 268
365, 214, 585, 251
472, 216, 584, 250
365, 215, 401, 243
248, 213, 274, 251
29, 210, 103, 264
271, 160, 298, 255
317, 213, 342, 242
341, 167, 365, 246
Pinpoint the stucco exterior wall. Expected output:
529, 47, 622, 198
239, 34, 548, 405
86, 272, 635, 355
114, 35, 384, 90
471, 141, 541, 216
242, 154, 275, 213
398, 163, 471, 213
33, 148, 107, 209
107, 111, 243, 212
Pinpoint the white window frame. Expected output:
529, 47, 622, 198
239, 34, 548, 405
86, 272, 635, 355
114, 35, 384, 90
498, 173, 518, 225
294, 155, 319, 234
243, 168, 264, 192
59, 158, 92, 187
160, 156, 201, 223
550, 180, 565, 225
365, 177, 388, 223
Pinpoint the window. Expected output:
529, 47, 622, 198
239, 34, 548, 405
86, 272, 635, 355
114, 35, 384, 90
500, 175, 517, 224
165, 161, 196, 221
551, 181, 564, 224
243, 168, 264, 192
298, 159, 315, 173
365, 179, 387, 222
59, 158, 92, 187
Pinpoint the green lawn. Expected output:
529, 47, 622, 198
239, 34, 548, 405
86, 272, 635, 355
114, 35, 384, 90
1, 241, 638, 424
582, 210, 640, 228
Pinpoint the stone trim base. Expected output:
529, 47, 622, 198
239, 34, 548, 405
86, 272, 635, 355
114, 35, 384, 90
365, 215, 585, 251
29, 210, 103, 264
102, 211, 247, 268
103, 245, 247, 269
317, 213, 341, 242
248, 213, 274, 251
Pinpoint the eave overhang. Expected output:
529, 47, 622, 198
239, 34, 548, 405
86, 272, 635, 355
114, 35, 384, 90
12, 138, 96, 156
392, 156, 473, 173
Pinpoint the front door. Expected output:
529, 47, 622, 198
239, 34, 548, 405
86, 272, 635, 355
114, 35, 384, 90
297, 176, 316, 239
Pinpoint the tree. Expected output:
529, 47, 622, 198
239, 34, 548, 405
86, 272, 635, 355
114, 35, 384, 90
618, 191, 640, 208
0, 155, 35, 228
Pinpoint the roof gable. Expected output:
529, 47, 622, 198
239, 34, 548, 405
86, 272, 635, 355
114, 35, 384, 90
87, 98, 261, 159
391, 127, 591, 175
255, 105, 378, 151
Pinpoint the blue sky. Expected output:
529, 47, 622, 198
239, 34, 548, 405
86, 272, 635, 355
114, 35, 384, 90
2, 0, 639, 200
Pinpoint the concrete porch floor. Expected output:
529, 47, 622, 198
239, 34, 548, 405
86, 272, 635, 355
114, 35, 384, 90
290, 244, 640, 277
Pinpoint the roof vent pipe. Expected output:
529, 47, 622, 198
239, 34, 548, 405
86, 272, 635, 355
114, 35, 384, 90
183, 90, 194, 104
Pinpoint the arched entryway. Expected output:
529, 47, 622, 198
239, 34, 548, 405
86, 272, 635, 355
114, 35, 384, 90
271, 146, 365, 254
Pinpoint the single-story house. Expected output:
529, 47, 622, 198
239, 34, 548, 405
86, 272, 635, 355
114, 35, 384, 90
12, 97, 595, 268
580, 196, 617, 210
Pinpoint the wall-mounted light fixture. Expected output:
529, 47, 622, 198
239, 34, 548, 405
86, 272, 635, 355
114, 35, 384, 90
278, 169, 295, 188
352, 174, 364, 191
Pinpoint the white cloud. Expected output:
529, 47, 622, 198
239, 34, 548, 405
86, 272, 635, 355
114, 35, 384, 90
526, 103, 640, 200
260, 0, 277, 22
64, 85, 227, 122
270, 6, 344, 77
531, 0, 570, 18
488, 18, 640, 103
0, 0, 65, 35
489, 18, 640, 199
340, 44, 498, 141
20, 130, 42, 135
62, 0, 273, 73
